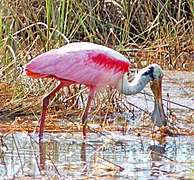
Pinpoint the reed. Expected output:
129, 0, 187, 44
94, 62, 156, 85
0, 0, 193, 120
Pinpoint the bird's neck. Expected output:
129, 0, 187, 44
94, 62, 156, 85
116, 71, 153, 95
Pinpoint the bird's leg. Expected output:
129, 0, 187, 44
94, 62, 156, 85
39, 81, 64, 137
82, 86, 96, 139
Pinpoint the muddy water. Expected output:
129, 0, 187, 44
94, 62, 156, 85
0, 71, 194, 179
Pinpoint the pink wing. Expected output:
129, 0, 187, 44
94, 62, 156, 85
24, 42, 130, 87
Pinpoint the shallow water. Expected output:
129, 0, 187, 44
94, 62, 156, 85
0, 71, 194, 179
1, 132, 194, 179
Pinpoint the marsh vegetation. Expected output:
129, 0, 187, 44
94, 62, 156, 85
0, 0, 193, 179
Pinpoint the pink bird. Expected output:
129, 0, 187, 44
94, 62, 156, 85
23, 42, 166, 138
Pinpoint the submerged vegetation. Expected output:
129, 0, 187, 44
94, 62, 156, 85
0, 0, 193, 130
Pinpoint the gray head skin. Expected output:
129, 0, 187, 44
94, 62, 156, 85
116, 64, 167, 127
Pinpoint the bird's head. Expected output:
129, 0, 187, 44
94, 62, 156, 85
142, 64, 164, 81
146, 64, 167, 127
118, 63, 167, 127
139, 64, 166, 126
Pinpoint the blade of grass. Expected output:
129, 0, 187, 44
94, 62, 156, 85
46, 0, 51, 50
0, 0, 2, 42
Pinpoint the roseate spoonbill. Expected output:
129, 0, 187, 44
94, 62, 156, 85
23, 42, 166, 138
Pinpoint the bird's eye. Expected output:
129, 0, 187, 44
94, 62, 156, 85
142, 66, 154, 79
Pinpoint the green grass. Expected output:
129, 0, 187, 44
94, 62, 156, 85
0, 0, 193, 119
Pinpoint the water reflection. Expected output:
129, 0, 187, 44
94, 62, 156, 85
38, 140, 45, 174
80, 142, 87, 174
0, 132, 189, 179
149, 137, 166, 178
149, 138, 166, 161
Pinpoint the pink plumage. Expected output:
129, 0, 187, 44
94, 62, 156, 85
24, 42, 129, 88
24, 42, 130, 138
